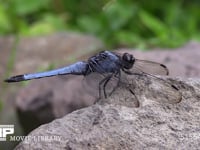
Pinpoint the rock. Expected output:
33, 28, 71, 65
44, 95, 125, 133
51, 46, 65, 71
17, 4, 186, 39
15, 42, 200, 134
15, 76, 200, 149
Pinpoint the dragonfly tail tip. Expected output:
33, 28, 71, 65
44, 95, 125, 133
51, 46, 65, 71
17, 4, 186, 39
4, 75, 25, 83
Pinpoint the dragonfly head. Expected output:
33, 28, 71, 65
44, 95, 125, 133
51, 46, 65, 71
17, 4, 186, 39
122, 53, 135, 69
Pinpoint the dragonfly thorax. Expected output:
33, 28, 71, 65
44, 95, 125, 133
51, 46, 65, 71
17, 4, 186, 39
122, 53, 135, 69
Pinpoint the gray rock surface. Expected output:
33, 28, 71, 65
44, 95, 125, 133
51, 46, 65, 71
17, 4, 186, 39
15, 76, 200, 149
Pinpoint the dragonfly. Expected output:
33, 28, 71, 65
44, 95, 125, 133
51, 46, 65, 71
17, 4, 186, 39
5, 50, 182, 104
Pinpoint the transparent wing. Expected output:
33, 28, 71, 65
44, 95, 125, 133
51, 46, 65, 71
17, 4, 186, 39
126, 68, 182, 104
145, 74, 182, 104
132, 59, 169, 75
112, 51, 169, 76
126, 58, 181, 104
82, 72, 119, 99
82, 72, 103, 98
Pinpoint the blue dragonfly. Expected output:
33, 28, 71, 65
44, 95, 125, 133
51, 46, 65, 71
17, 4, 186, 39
5, 51, 182, 103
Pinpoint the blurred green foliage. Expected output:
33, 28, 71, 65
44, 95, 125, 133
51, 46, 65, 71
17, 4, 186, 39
1, 0, 200, 48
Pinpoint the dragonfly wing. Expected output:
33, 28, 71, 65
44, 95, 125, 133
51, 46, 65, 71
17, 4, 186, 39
146, 76, 182, 104
82, 72, 103, 98
126, 72, 182, 104
131, 59, 169, 75
82, 72, 119, 98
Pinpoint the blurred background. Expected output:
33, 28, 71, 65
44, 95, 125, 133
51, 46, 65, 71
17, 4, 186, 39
1, 0, 200, 149
1, 0, 200, 48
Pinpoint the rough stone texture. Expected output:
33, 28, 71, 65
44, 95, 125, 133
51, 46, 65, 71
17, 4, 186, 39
15, 76, 200, 150
15, 41, 200, 134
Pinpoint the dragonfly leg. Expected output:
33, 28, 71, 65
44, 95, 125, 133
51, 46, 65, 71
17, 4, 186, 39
107, 71, 121, 97
102, 75, 113, 98
129, 89, 140, 107
98, 74, 112, 99
102, 71, 121, 98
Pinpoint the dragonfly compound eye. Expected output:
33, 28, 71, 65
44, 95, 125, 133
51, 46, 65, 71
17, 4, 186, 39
122, 53, 135, 69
